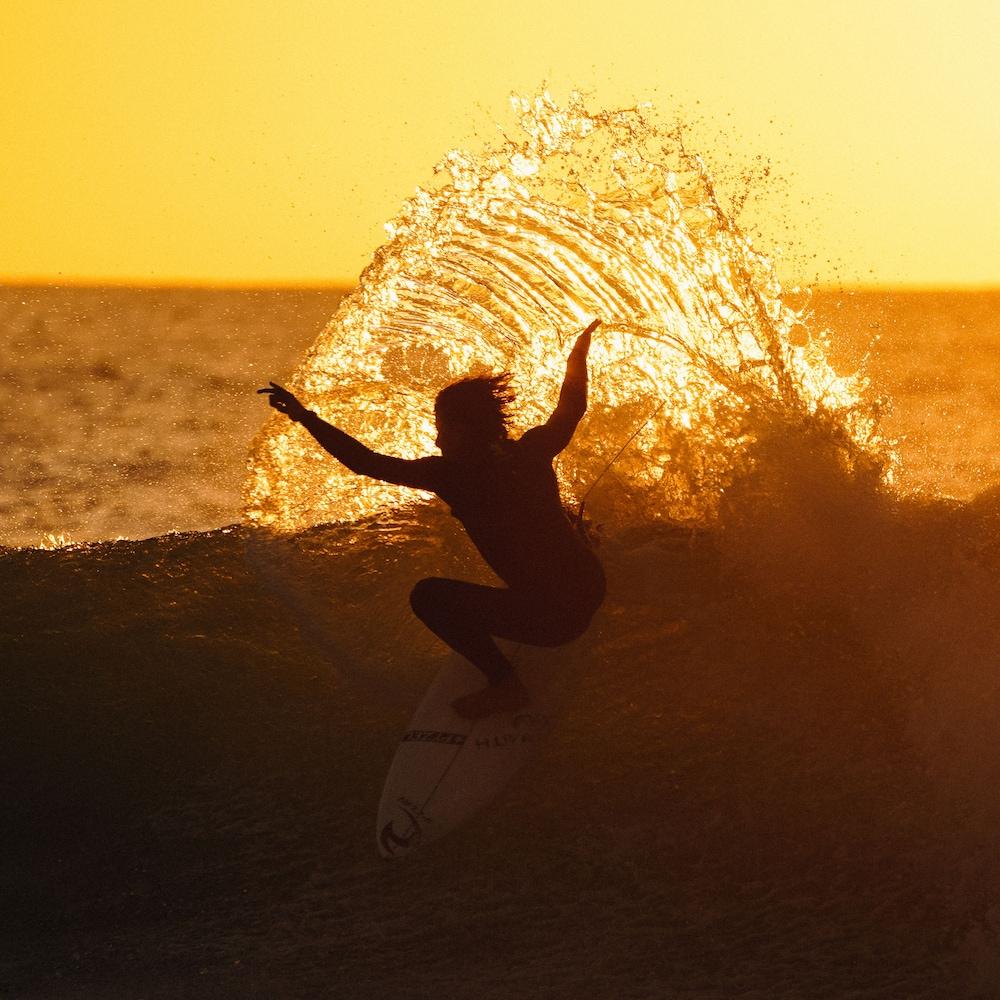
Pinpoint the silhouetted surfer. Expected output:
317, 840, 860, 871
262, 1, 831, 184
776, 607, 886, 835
259, 319, 605, 719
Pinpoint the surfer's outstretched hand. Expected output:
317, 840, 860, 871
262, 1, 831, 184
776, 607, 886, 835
258, 382, 308, 422
573, 318, 600, 353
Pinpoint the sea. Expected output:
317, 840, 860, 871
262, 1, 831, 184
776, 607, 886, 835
4, 95, 1000, 999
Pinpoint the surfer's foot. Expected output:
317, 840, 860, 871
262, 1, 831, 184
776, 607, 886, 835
452, 673, 530, 720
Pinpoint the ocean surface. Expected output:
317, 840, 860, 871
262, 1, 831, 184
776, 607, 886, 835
1, 286, 345, 548
4, 98, 1000, 1000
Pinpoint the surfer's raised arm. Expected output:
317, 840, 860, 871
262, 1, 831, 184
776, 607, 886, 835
257, 383, 441, 491
521, 318, 599, 458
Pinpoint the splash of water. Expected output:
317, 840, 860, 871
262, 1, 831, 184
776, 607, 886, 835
244, 91, 890, 532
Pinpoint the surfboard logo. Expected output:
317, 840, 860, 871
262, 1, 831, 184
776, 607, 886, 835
401, 729, 467, 746
379, 804, 422, 856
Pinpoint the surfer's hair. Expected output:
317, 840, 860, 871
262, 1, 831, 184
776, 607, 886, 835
435, 372, 516, 441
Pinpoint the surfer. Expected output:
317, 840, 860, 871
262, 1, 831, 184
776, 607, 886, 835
259, 319, 606, 719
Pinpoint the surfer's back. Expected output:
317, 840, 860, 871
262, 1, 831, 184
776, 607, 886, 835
434, 436, 601, 596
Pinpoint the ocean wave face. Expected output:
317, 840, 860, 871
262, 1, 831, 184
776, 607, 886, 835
244, 91, 889, 534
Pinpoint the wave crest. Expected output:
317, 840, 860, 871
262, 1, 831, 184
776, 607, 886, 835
243, 91, 890, 532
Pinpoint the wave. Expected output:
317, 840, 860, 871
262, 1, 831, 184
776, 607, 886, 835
244, 92, 887, 534
4, 479, 1000, 994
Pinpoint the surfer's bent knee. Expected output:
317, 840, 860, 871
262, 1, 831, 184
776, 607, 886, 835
409, 576, 446, 623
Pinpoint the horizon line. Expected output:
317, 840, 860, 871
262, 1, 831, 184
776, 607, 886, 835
2, 277, 998, 295
0, 277, 352, 292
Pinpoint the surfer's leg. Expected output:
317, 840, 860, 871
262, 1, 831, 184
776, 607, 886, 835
410, 576, 598, 679
409, 577, 517, 684
410, 576, 602, 720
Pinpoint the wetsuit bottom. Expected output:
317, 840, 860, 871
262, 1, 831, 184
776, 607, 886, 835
409, 575, 605, 685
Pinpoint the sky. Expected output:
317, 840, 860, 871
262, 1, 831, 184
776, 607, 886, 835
3, 0, 998, 287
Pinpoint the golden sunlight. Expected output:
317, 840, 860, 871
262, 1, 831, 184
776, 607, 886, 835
3, 1, 998, 286
244, 95, 887, 533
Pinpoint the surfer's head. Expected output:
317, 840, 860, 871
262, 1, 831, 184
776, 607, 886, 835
434, 372, 515, 458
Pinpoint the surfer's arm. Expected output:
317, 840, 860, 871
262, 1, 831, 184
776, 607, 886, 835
296, 411, 443, 490
521, 319, 598, 457
258, 383, 441, 490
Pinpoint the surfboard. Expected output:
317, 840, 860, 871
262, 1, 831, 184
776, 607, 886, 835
376, 652, 555, 858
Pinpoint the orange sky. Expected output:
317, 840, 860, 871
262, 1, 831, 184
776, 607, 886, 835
3, 1, 998, 287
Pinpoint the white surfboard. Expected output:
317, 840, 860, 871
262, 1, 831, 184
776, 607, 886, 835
376, 652, 556, 858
